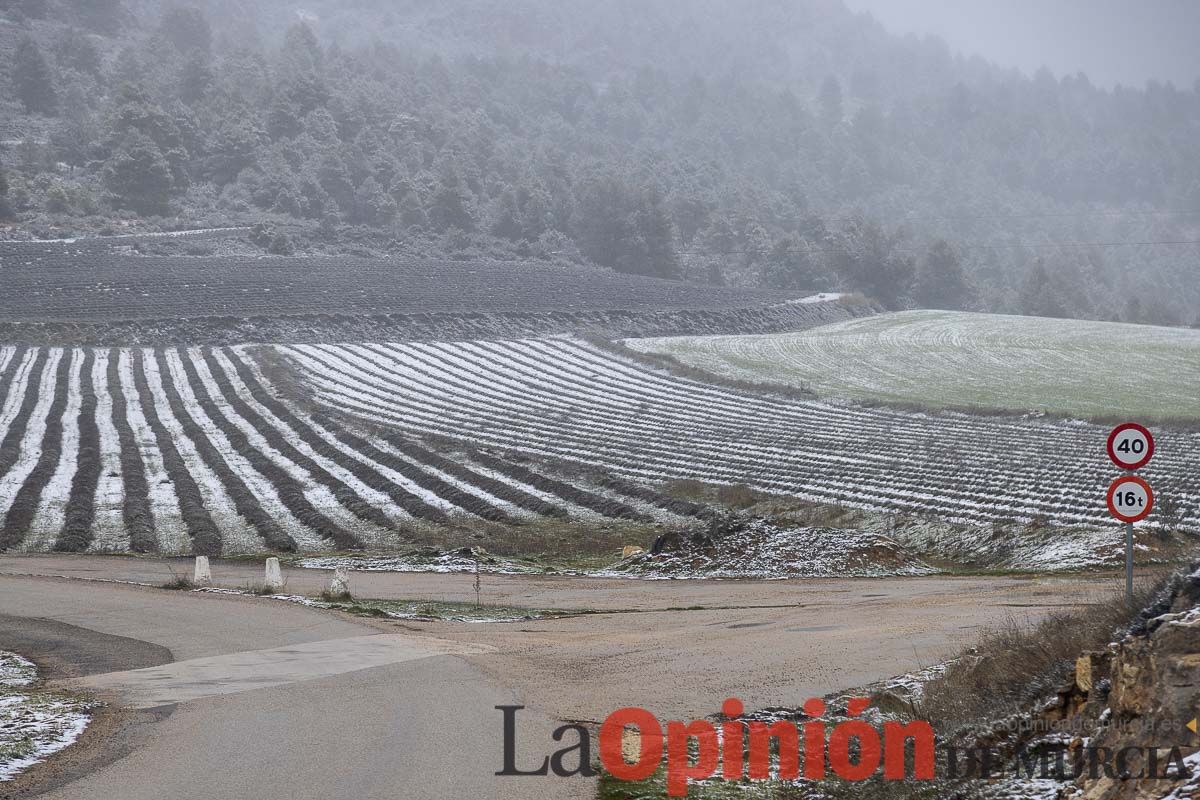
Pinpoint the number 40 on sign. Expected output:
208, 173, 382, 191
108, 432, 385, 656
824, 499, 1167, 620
1106, 423, 1155, 524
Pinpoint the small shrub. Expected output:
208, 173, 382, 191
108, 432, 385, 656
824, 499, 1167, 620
662, 478, 707, 500
268, 232, 295, 255
716, 482, 759, 509
161, 575, 193, 590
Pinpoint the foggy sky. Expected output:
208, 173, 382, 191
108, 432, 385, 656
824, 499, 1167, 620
843, 0, 1200, 89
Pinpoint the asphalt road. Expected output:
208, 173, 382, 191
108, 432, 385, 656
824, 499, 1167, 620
0, 558, 1122, 799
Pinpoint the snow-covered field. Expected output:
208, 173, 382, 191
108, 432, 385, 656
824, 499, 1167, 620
3, 331, 1199, 560
281, 336, 1200, 535
0, 345, 664, 555
625, 310, 1200, 420
0, 652, 93, 783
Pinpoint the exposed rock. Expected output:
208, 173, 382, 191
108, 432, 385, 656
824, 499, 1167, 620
1063, 569, 1200, 799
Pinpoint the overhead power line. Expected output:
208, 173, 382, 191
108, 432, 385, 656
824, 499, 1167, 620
677, 239, 1200, 257
800, 208, 1200, 224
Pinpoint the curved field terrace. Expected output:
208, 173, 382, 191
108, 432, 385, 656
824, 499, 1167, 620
279, 336, 1200, 533
625, 310, 1200, 421
0, 345, 691, 555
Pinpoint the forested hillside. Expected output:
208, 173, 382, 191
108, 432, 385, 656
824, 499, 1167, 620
2, 0, 1199, 323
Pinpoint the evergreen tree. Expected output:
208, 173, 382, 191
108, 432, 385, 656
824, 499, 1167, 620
829, 220, 915, 309
574, 177, 679, 279
818, 75, 842, 126
1019, 261, 1068, 318
56, 28, 102, 76
397, 190, 428, 230
914, 240, 973, 310
353, 176, 396, 225
631, 187, 681, 279
102, 131, 174, 215
178, 52, 214, 105
428, 170, 475, 232
13, 37, 57, 115
282, 22, 323, 73
0, 168, 13, 220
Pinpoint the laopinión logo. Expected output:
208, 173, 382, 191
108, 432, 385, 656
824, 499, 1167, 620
497, 699, 1196, 797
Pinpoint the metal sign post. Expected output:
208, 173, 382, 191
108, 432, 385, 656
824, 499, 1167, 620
1125, 520, 1133, 600
1106, 424, 1156, 604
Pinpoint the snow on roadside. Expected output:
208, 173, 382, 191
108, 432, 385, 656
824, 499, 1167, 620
889, 520, 1136, 572
0, 652, 95, 784
0, 653, 36, 688
602, 519, 936, 579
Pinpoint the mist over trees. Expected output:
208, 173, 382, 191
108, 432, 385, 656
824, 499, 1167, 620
1, 0, 1198, 324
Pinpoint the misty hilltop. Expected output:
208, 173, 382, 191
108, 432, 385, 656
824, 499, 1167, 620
2, 0, 1199, 323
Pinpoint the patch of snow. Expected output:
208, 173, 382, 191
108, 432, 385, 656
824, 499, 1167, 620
0, 652, 95, 784
789, 292, 844, 305
0, 653, 36, 688
603, 519, 936, 579
1159, 750, 1200, 799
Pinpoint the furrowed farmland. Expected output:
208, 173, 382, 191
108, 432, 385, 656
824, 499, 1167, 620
0, 344, 698, 555
279, 337, 1200, 533
0, 245, 864, 345
1, 243, 1198, 564
626, 310, 1200, 421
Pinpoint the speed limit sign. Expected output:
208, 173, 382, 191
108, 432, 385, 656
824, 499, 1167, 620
1107, 423, 1155, 471
1107, 475, 1154, 524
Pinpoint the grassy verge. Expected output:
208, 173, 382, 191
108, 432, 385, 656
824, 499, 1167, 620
913, 574, 1173, 735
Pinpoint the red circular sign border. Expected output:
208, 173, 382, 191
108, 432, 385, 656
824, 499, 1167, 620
1106, 475, 1154, 524
1106, 423, 1155, 471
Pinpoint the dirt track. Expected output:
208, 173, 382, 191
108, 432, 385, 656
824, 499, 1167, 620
0, 554, 1119, 724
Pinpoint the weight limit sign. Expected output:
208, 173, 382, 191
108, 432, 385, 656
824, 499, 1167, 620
1107, 475, 1154, 524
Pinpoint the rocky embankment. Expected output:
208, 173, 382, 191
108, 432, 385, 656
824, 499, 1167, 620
991, 566, 1200, 798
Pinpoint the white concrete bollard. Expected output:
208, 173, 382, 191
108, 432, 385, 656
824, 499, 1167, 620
193, 555, 212, 586
263, 557, 284, 592
328, 566, 352, 599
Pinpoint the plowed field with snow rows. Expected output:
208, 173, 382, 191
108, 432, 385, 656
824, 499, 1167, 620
0, 346, 679, 555
281, 337, 1200, 532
